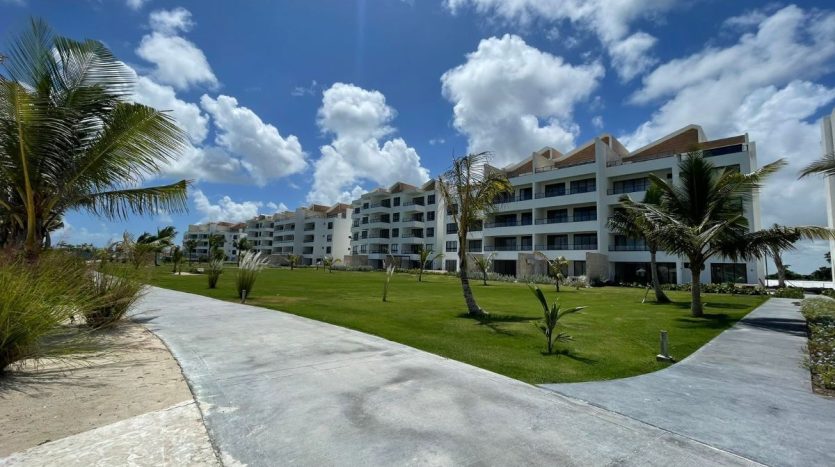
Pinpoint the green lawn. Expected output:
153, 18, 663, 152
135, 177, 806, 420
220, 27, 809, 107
150, 267, 766, 384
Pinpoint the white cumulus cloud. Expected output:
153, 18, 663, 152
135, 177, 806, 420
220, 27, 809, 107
441, 34, 603, 166
307, 83, 430, 205
192, 189, 282, 223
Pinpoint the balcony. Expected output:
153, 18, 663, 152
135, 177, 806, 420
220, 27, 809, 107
401, 231, 424, 239
609, 244, 650, 251
534, 190, 567, 199
494, 193, 533, 204
607, 181, 650, 195
534, 215, 597, 225
484, 219, 533, 229
534, 243, 598, 250
483, 244, 533, 252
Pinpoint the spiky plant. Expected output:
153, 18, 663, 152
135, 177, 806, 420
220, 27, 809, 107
533, 252, 569, 292
287, 254, 300, 270
207, 259, 223, 289
236, 250, 269, 300
417, 246, 442, 282
85, 265, 144, 329
382, 259, 396, 302
470, 252, 495, 286
322, 256, 341, 272
529, 284, 585, 354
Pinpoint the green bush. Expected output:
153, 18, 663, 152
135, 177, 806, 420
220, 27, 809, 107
207, 259, 223, 289
773, 287, 804, 299
800, 298, 835, 392
85, 266, 144, 329
820, 289, 835, 299
0, 253, 96, 373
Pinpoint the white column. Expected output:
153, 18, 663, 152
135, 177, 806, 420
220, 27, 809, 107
822, 109, 835, 284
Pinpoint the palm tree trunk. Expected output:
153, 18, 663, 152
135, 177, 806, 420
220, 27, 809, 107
690, 261, 704, 317
419, 266, 423, 282
458, 246, 483, 316
650, 248, 671, 303
773, 250, 787, 288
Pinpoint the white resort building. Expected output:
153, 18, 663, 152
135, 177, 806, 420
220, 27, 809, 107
183, 222, 247, 261
822, 108, 835, 283
346, 124, 764, 285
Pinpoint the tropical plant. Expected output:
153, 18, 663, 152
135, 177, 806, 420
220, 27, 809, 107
286, 254, 300, 270
84, 266, 144, 328
208, 233, 225, 262
799, 151, 835, 178
382, 258, 396, 302
622, 151, 786, 316
609, 186, 671, 303
235, 237, 250, 266
0, 252, 97, 372
322, 256, 341, 272
438, 152, 511, 316
533, 252, 569, 292
757, 224, 835, 288
184, 239, 197, 266
470, 252, 495, 286
136, 226, 176, 266
529, 284, 585, 354
207, 258, 223, 289
0, 19, 189, 258
417, 246, 442, 282
171, 246, 183, 274
236, 250, 269, 301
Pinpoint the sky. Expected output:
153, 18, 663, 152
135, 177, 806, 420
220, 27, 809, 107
2, 0, 835, 274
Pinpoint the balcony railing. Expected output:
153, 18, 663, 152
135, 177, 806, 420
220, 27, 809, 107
534, 215, 597, 225
533, 243, 598, 250
484, 219, 533, 229
401, 232, 424, 238
609, 244, 650, 251
607, 182, 650, 195
494, 194, 533, 204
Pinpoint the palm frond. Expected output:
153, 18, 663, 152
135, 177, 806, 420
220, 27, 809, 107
74, 179, 189, 221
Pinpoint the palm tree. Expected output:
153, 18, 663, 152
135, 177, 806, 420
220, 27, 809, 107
532, 252, 569, 292
799, 151, 835, 178
171, 245, 183, 275
287, 254, 299, 270
757, 224, 835, 288
624, 152, 785, 317
234, 237, 250, 266
438, 152, 511, 316
184, 239, 197, 266
609, 186, 671, 303
136, 226, 176, 266
470, 252, 494, 286
416, 246, 442, 282
0, 19, 189, 258
322, 256, 341, 272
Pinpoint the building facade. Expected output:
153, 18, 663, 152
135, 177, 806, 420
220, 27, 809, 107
245, 204, 352, 266
183, 222, 246, 261
346, 124, 764, 285
823, 108, 835, 283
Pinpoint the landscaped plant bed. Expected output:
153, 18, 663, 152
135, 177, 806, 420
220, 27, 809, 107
800, 298, 835, 397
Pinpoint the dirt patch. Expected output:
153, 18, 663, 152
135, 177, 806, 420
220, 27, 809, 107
0, 322, 193, 457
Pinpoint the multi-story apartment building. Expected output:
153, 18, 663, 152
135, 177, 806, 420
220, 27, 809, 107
182, 222, 246, 261
246, 203, 352, 266
347, 124, 764, 285
346, 181, 447, 270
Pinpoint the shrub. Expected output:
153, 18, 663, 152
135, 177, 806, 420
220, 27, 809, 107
563, 276, 589, 290
0, 253, 96, 373
382, 261, 396, 302
801, 298, 835, 392
207, 259, 223, 289
773, 287, 804, 299
529, 284, 585, 354
236, 251, 269, 300
84, 266, 144, 329
821, 289, 835, 299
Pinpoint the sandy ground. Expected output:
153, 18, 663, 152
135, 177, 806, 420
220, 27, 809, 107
0, 322, 194, 457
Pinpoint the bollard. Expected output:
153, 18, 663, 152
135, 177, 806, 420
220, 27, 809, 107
656, 330, 674, 362
241, 289, 247, 304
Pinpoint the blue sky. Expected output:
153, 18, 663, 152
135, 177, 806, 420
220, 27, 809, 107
2, 0, 835, 273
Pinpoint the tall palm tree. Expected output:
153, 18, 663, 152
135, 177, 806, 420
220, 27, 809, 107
438, 152, 511, 316
532, 252, 569, 292
0, 19, 189, 258
137, 226, 176, 266
184, 239, 197, 266
624, 152, 785, 317
609, 186, 671, 303
757, 224, 835, 288
416, 246, 442, 282
234, 237, 250, 265
208, 233, 225, 261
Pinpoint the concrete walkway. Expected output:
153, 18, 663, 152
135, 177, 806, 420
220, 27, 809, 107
134, 287, 758, 466
542, 298, 835, 467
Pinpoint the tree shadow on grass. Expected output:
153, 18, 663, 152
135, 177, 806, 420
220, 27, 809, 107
456, 313, 538, 337
675, 313, 735, 329
540, 348, 598, 365
647, 301, 749, 311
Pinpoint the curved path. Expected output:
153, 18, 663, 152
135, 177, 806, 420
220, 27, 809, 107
542, 297, 835, 466
135, 287, 756, 466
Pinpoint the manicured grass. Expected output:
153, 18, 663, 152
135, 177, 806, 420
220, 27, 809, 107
151, 267, 766, 384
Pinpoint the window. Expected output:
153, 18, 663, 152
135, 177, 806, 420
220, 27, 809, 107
570, 178, 596, 194
391, 244, 399, 253
393, 197, 401, 207
544, 183, 565, 197
427, 211, 435, 221
326, 234, 332, 242
428, 194, 436, 204
573, 206, 597, 222
393, 213, 400, 222
360, 244, 367, 254
446, 223, 458, 234
353, 232, 359, 241
611, 177, 649, 195
426, 227, 435, 237
361, 230, 368, 239
710, 263, 747, 284
392, 228, 400, 237
468, 240, 482, 252
445, 241, 457, 252
327, 222, 333, 229
326, 246, 331, 254
573, 261, 586, 276
354, 207, 360, 214
546, 234, 568, 250
573, 233, 597, 250
445, 259, 457, 272
362, 202, 369, 209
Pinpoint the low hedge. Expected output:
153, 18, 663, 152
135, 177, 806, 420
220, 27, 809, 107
773, 287, 805, 299
800, 298, 835, 394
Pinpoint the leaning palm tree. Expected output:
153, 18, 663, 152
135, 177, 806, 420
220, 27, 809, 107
416, 246, 442, 282
470, 252, 495, 286
438, 152, 512, 316
0, 19, 189, 258
609, 186, 671, 303
532, 252, 569, 292
799, 151, 835, 178
624, 152, 786, 317
136, 226, 176, 266
184, 239, 197, 266
756, 224, 835, 288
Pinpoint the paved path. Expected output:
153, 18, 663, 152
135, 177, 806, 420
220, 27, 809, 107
135, 287, 758, 466
542, 298, 835, 467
